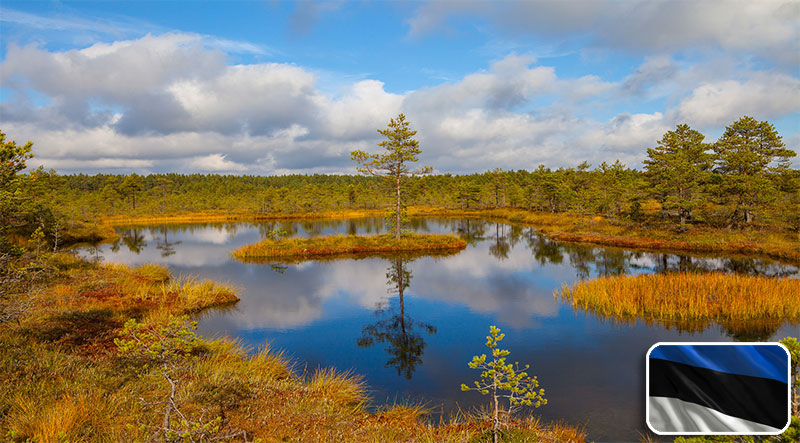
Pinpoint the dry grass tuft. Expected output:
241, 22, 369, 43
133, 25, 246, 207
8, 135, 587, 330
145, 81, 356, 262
559, 272, 800, 324
232, 233, 467, 262
307, 367, 368, 408
7, 390, 128, 442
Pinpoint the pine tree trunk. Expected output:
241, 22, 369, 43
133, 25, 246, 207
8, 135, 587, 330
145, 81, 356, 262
163, 368, 176, 441
395, 173, 401, 240
493, 376, 499, 443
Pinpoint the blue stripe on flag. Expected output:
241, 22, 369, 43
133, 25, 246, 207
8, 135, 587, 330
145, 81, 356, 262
649, 344, 788, 383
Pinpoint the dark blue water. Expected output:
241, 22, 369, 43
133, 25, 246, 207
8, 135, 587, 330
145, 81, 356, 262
78, 218, 800, 442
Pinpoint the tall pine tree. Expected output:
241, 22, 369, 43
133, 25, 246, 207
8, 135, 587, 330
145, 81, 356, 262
712, 116, 795, 226
644, 124, 712, 227
351, 114, 432, 239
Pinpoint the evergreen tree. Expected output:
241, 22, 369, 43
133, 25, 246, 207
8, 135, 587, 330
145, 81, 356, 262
120, 174, 142, 211
489, 168, 507, 207
712, 116, 795, 226
644, 124, 712, 227
0, 131, 35, 251
571, 161, 594, 222
351, 114, 432, 239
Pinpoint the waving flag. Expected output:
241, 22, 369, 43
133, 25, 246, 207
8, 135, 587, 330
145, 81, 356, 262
647, 343, 791, 435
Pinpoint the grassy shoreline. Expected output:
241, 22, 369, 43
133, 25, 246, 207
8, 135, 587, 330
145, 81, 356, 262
97, 206, 800, 263
414, 207, 800, 263
1, 253, 586, 442
559, 271, 800, 326
232, 232, 467, 262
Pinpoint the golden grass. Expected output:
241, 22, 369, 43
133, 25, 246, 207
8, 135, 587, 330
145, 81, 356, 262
101, 208, 389, 226
7, 391, 128, 443
79, 262, 240, 315
307, 367, 368, 408
559, 272, 800, 324
232, 233, 467, 262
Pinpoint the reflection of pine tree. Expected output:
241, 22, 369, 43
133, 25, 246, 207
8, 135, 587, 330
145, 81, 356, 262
488, 223, 510, 260
456, 219, 485, 246
595, 249, 629, 276
567, 246, 594, 279
526, 230, 563, 265
120, 228, 147, 253
357, 257, 436, 379
155, 227, 181, 257
645, 253, 796, 278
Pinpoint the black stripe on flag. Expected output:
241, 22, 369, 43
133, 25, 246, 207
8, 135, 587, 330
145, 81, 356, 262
649, 357, 788, 430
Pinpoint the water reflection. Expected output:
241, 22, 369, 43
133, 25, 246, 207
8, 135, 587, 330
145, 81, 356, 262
358, 258, 436, 379
579, 309, 795, 342
99, 218, 798, 280
488, 223, 511, 260
454, 219, 486, 246
445, 219, 797, 279
154, 226, 181, 257
111, 228, 147, 254
73, 217, 800, 442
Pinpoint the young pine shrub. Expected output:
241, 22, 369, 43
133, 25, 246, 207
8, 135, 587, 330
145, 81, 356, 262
461, 325, 547, 443
114, 315, 246, 442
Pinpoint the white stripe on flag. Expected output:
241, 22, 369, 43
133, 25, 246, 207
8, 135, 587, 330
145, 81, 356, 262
648, 396, 783, 434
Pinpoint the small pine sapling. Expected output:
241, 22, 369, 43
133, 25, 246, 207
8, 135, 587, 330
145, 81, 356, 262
461, 325, 547, 443
115, 315, 246, 442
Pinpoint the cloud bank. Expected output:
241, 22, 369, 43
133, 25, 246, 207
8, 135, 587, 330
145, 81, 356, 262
1, 7, 797, 174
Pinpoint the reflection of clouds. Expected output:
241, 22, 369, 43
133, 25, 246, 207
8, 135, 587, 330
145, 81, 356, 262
90, 218, 799, 334
411, 243, 576, 327
97, 242, 233, 267
191, 228, 232, 245
233, 291, 323, 330
206, 245, 572, 331
317, 259, 391, 309
210, 264, 328, 330
206, 259, 399, 330
415, 257, 572, 329
439, 242, 531, 277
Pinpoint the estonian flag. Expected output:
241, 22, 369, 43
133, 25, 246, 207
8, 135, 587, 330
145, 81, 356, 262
647, 343, 791, 435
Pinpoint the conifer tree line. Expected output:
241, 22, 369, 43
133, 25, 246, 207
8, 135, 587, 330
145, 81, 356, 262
2, 116, 798, 247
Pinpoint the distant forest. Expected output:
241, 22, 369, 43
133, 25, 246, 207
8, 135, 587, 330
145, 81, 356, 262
4, 116, 798, 244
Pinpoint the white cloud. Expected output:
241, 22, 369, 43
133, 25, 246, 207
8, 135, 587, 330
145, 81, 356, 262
408, 1, 799, 64
675, 75, 800, 128
621, 56, 678, 96
405, 54, 556, 113
576, 112, 672, 165
1, 32, 797, 174
188, 154, 248, 172
319, 80, 404, 139
29, 157, 154, 170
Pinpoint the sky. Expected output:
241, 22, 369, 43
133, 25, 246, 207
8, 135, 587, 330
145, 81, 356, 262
0, 0, 798, 175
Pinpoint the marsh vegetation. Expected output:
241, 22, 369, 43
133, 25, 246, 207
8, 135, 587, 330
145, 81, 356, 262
2, 114, 799, 441
232, 232, 467, 262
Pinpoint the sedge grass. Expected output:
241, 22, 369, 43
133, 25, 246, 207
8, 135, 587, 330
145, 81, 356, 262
559, 272, 800, 324
232, 232, 467, 262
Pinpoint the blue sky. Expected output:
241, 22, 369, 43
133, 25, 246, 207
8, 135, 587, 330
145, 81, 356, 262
1, 1, 798, 174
